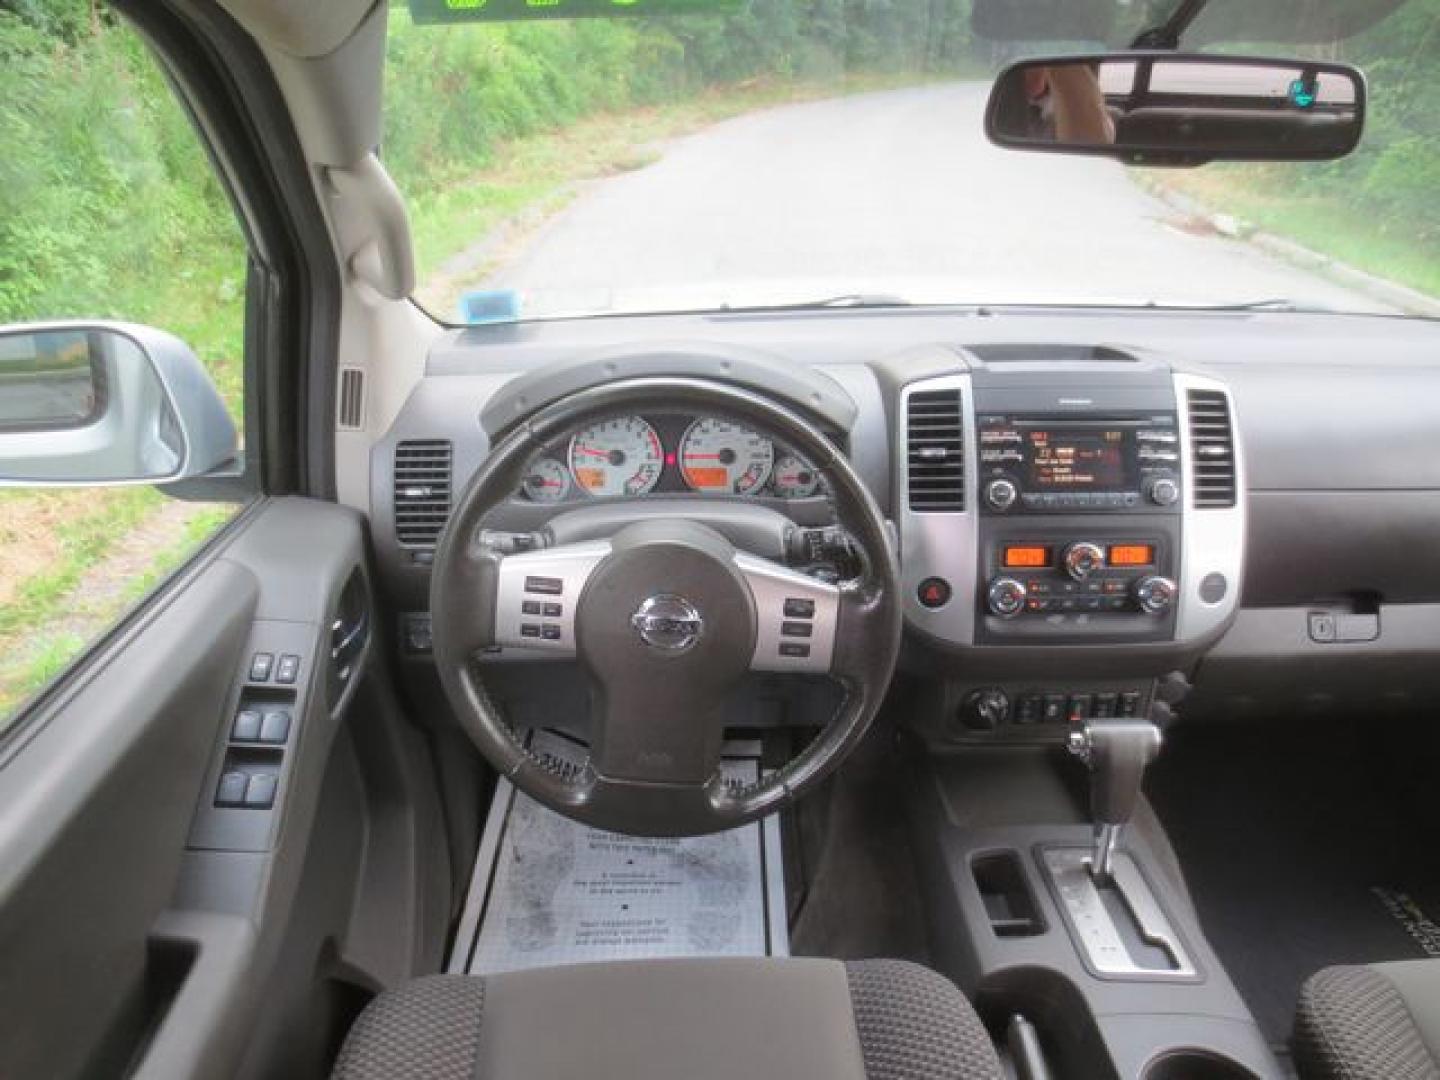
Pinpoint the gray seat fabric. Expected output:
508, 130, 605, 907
1293, 961, 1440, 1080
333, 957, 1003, 1080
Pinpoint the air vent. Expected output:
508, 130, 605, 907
394, 440, 452, 548
337, 368, 365, 430
1186, 389, 1237, 508
907, 389, 965, 511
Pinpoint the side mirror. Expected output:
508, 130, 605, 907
0, 322, 237, 486
986, 52, 1366, 166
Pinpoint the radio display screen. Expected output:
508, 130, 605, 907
1025, 426, 1132, 490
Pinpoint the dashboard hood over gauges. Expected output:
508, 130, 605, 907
477, 342, 859, 439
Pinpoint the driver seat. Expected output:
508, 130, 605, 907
332, 957, 1003, 1079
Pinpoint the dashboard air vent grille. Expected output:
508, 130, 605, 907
1186, 390, 1237, 508
394, 440, 452, 548
907, 389, 965, 511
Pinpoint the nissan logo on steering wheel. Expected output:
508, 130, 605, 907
629, 594, 704, 652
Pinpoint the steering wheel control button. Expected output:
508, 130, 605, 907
248, 652, 274, 682
542, 603, 563, 618
232, 709, 262, 742
1062, 542, 1106, 581
524, 576, 564, 595
520, 624, 541, 638
521, 600, 542, 615
630, 594, 704, 653
275, 654, 300, 684
243, 773, 278, 810
986, 578, 1026, 618
779, 642, 811, 658
215, 771, 249, 808
259, 710, 292, 745
783, 597, 815, 619
541, 624, 562, 641
918, 577, 952, 609
1134, 575, 1177, 615
781, 621, 813, 638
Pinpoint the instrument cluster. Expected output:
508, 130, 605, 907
517, 414, 826, 504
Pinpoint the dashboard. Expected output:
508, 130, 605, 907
367, 304, 1440, 731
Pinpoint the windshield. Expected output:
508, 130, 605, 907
383, 0, 1440, 323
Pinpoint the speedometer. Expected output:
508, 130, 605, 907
568, 416, 664, 497
679, 418, 774, 496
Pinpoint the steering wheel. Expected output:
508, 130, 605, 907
430, 376, 901, 836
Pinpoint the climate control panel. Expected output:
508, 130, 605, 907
978, 529, 1179, 643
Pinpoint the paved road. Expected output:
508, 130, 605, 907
490, 82, 1388, 317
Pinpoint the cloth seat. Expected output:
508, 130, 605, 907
333, 957, 1003, 1080
1293, 960, 1440, 1080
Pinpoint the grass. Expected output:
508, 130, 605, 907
0, 495, 237, 723
1144, 166, 1440, 303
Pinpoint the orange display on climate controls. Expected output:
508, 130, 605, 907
1107, 544, 1156, 567
1002, 545, 1051, 569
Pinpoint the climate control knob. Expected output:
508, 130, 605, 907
985, 478, 1018, 512
987, 577, 1027, 618
1062, 541, 1106, 581
1147, 476, 1181, 507
1134, 575, 1178, 615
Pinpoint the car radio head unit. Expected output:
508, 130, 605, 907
979, 414, 1181, 513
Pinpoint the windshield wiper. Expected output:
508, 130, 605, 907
720, 293, 913, 312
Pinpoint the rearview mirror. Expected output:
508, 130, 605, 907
985, 53, 1365, 166
0, 323, 237, 486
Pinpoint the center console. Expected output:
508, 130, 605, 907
897, 347, 1245, 744
896, 348, 1270, 1076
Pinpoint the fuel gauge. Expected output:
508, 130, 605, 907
772, 454, 821, 499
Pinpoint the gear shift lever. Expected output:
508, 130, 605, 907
1066, 719, 1162, 883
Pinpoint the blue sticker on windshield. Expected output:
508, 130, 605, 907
1288, 78, 1317, 109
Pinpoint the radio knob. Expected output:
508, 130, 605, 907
1062, 541, 1106, 581
987, 577, 1027, 618
1147, 476, 1180, 507
985, 478, 1018, 512
1135, 575, 1178, 615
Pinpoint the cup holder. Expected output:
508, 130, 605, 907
1145, 1050, 1261, 1080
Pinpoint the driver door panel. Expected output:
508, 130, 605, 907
0, 498, 449, 1080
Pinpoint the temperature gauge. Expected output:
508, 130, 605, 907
521, 457, 571, 503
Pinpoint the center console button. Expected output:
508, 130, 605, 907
1062, 542, 1106, 581
1147, 476, 1181, 506
1040, 694, 1067, 724
1067, 694, 1093, 723
1134, 575, 1178, 615
985, 478, 1018, 512
987, 578, 1027, 618
1092, 692, 1118, 718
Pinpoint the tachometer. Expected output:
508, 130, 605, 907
771, 454, 821, 499
679, 418, 773, 495
568, 416, 664, 497
521, 457, 571, 503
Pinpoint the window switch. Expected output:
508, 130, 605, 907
232, 709, 262, 742
259, 710, 291, 745
243, 773, 278, 810
216, 771, 249, 807
249, 652, 274, 682
275, 654, 300, 684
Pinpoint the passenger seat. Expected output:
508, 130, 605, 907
1293, 961, 1440, 1079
